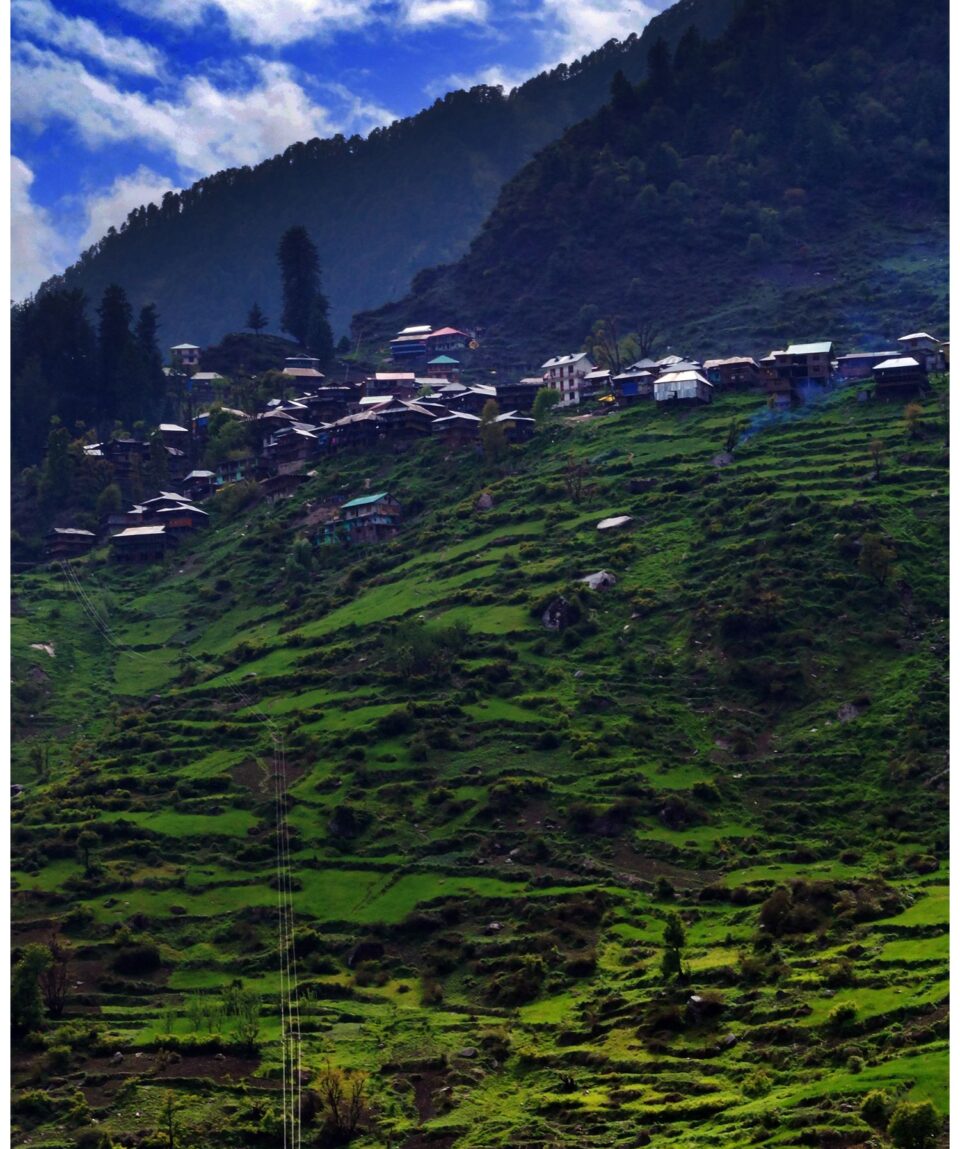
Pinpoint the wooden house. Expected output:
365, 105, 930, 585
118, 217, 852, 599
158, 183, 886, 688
702, 357, 762, 389
329, 410, 381, 451
426, 355, 460, 379
102, 438, 150, 478
45, 527, 97, 560
495, 378, 544, 412
214, 455, 258, 486
872, 356, 927, 399
260, 473, 309, 503
770, 342, 834, 399
376, 399, 436, 442
324, 492, 401, 545
497, 412, 535, 442
153, 503, 210, 537
390, 325, 432, 362
425, 327, 471, 354
897, 332, 944, 372
432, 411, 481, 446
182, 469, 216, 500
110, 525, 167, 563
260, 424, 319, 472
454, 385, 498, 415
835, 352, 898, 380
653, 370, 713, 403
582, 368, 612, 398
611, 369, 654, 404
365, 372, 418, 399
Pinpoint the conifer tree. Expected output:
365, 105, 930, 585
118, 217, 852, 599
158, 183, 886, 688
278, 225, 320, 346
246, 302, 268, 337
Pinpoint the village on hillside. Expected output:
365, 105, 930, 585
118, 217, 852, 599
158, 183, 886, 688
45, 322, 949, 566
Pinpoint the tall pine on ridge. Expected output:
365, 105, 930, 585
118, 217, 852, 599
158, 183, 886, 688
277, 225, 334, 369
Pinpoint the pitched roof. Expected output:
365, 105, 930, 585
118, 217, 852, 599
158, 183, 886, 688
184, 470, 215, 479
283, 367, 326, 378
428, 355, 460, 364
112, 525, 166, 539
655, 370, 712, 386
170, 343, 199, 350
50, 527, 96, 537
427, 327, 468, 339
397, 325, 432, 336
159, 423, 189, 432
874, 357, 922, 370
540, 352, 591, 370
898, 332, 938, 342
373, 372, 417, 381
342, 491, 391, 508
784, 341, 833, 355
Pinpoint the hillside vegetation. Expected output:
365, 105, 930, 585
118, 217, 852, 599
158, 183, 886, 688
40, 0, 736, 345
11, 378, 948, 1147
356, 0, 948, 367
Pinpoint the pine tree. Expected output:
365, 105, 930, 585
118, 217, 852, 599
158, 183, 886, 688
246, 302, 268, 337
136, 303, 167, 415
306, 293, 334, 370
97, 284, 134, 423
278, 226, 320, 346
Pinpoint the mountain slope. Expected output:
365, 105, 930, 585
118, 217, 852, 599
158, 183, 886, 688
41, 0, 736, 344
355, 0, 948, 366
11, 379, 948, 1147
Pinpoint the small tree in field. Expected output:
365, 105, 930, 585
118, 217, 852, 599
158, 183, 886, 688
532, 387, 561, 425
38, 930, 71, 1018
660, 912, 686, 980
868, 438, 884, 480
77, 828, 100, 874
903, 402, 923, 440
858, 532, 895, 587
887, 1099, 940, 1149
479, 399, 508, 464
315, 1063, 366, 1142
12, 944, 52, 1035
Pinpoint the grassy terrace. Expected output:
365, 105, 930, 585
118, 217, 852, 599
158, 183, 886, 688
10, 381, 948, 1147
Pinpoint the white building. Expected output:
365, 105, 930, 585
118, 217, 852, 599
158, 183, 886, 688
539, 352, 596, 406
170, 343, 200, 368
653, 369, 713, 403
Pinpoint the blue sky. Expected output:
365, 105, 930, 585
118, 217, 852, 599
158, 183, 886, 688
11, 0, 669, 301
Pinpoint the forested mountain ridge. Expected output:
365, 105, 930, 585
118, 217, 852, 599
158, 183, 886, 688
355, 0, 948, 366
38, 0, 736, 344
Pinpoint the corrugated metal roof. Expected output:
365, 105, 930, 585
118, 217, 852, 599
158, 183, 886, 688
874, 357, 922, 370
112, 526, 166, 538
784, 342, 833, 355
51, 527, 96, 537
159, 423, 189, 432
540, 352, 591, 370
898, 332, 938, 342
429, 355, 460, 364
342, 492, 391, 508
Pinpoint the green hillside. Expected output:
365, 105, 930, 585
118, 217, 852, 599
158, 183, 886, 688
11, 378, 948, 1147
354, 0, 948, 368
42, 0, 736, 345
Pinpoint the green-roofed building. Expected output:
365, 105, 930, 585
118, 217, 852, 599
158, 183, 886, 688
324, 492, 401, 545
427, 354, 461, 379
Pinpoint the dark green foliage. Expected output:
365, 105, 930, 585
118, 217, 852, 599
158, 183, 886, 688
278, 226, 321, 347
888, 1100, 940, 1149
362, 0, 947, 360
11, 945, 52, 1035
44, 1, 739, 347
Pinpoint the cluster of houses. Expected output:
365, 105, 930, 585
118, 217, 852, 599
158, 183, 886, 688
538, 330, 948, 408
43, 324, 947, 563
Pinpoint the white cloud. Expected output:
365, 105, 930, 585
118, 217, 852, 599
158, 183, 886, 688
11, 156, 69, 299
117, 0, 377, 47
77, 167, 178, 252
537, 0, 659, 64
12, 45, 396, 177
400, 0, 488, 27
12, 0, 164, 77
439, 62, 531, 95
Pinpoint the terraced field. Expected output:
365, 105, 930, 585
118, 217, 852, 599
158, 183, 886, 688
11, 380, 948, 1148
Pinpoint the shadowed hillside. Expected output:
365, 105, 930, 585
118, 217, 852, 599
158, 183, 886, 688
39, 0, 736, 344
355, 0, 948, 368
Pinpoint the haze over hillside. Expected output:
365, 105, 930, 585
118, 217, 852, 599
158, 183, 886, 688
357, 0, 947, 366
40, 0, 736, 345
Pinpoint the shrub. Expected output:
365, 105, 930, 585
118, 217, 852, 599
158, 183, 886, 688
887, 1100, 940, 1149
860, 1089, 893, 1129
826, 1001, 857, 1032
112, 941, 162, 975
